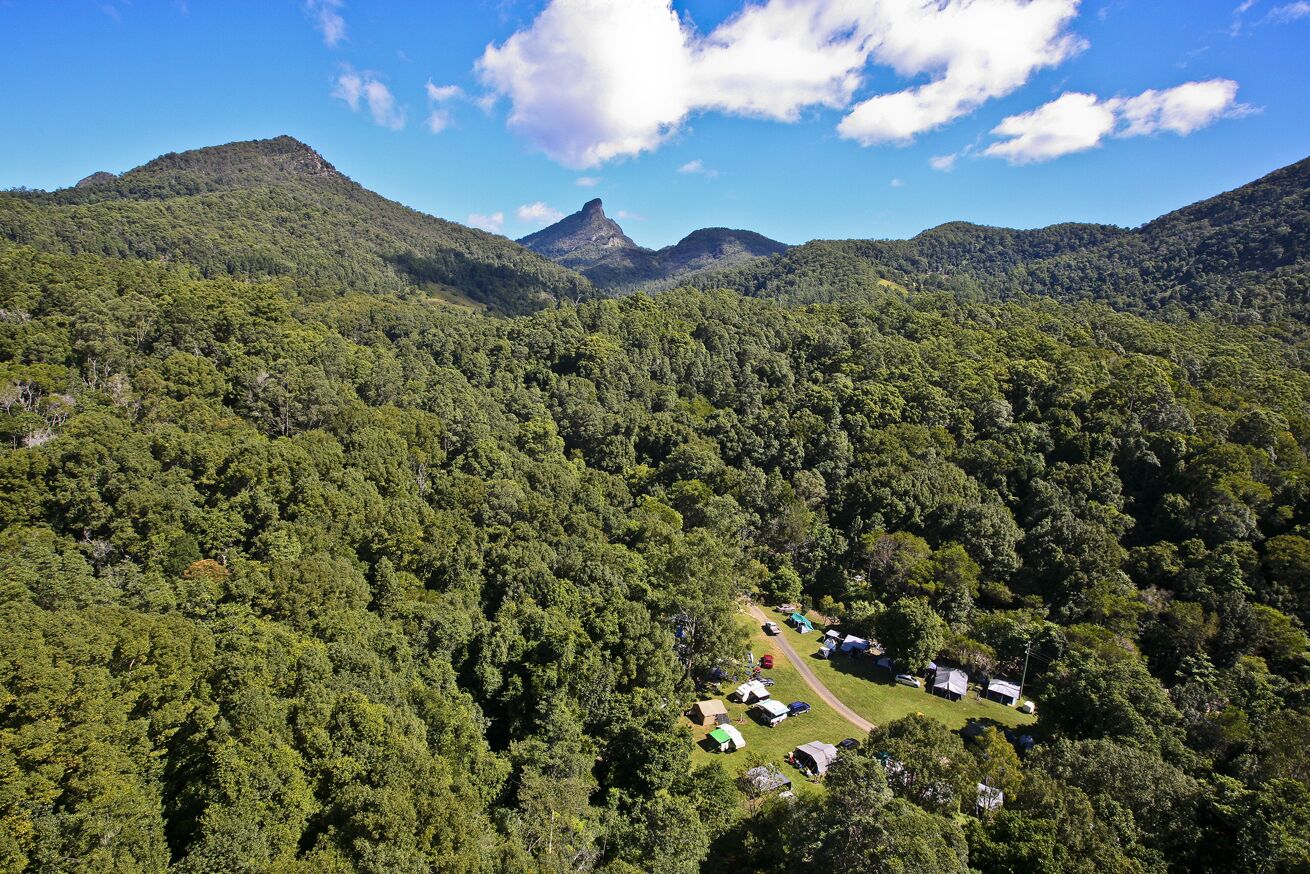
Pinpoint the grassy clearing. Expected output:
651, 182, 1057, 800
681, 610, 1035, 800
770, 609, 1036, 732
685, 616, 858, 796
422, 282, 488, 312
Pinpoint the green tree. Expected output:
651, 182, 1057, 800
876, 598, 946, 670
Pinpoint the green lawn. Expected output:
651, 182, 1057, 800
771, 609, 1036, 732
685, 617, 860, 795
683, 610, 1036, 798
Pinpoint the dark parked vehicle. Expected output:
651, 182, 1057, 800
788, 701, 811, 716
760, 654, 774, 669
838, 737, 860, 751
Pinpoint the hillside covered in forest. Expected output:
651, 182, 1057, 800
2, 139, 1310, 873
0, 136, 592, 316
698, 155, 1310, 325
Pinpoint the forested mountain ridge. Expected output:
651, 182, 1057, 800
0, 135, 592, 315
696, 155, 1310, 323
519, 198, 789, 289
4, 218, 1310, 870
4, 137, 1310, 872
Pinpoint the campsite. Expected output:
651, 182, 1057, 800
685, 607, 1034, 802
770, 610, 1035, 732
687, 616, 866, 791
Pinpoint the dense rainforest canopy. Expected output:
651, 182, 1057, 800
2, 139, 1309, 872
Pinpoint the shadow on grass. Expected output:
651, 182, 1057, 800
826, 651, 901, 687
696, 736, 722, 754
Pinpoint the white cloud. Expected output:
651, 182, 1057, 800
425, 81, 463, 133
476, 0, 1085, 168
1229, 0, 1257, 35
985, 79, 1246, 163
427, 111, 453, 133
426, 82, 464, 102
468, 212, 505, 233
890, 177, 905, 187
929, 153, 959, 171
984, 92, 1116, 163
1114, 79, 1247, 136
836, 0, 1084, 146
332, 71, 363, 109
333, 69, 406, 130
678, 159, 718, 177
306, 0, 346, 47
516, 202, 565, 225
575, 176, 601, 187
1268, 1, 1310, 21
615, 209, 646, 221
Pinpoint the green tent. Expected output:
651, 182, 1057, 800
708, 725, 745, 751
789, 612, 814, 631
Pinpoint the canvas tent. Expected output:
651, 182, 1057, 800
986, 679, 1022, 706
754, 699, 790, 727
932, 667, 969, 701
690, 699, 728, 726
708, 724, 746, 752
789, 612, 814, 633
976, 783, 1004, 814
792, 741, 839, 775
840, 635, 870, 653
742, 765, 791, 795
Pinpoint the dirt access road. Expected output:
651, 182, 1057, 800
747, 603, 875, 734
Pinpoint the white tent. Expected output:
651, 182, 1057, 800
977, 783, 1004, 813
986, 678, 1021, 706
840, 635, 870, 653
733, 680, 770, 703
932, 667, 969, 700
743, 765, 791, 795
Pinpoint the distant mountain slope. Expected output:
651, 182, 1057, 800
0, 136, 591, 315
518, 199, 788, 288
694, 155, 1310, 323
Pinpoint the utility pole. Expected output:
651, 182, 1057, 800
1019, 640, 1032, 699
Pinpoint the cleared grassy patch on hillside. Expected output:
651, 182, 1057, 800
686, 617, 856, 795
771, 610, 1036, 732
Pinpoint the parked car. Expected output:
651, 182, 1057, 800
763, 622, 782, 635
875, 656, 893, 671
759, 677, 775, 687
838, 737, 860, 751
760, 654, 774, 669
894, 673, 922, 688
788, 701, 811, 716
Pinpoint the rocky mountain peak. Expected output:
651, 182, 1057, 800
517, 198, 641, 266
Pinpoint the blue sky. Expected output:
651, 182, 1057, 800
1, 0, 1308, 248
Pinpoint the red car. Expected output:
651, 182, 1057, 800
760, 654, 774, 669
